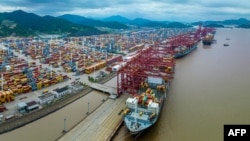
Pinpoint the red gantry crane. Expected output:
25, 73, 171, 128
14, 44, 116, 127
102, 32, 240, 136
117, 27, 212, 96
117, 44, 175, 96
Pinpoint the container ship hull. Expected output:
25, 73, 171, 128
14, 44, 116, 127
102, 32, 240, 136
174, 44, 197, 59
202, 33, 214, 45
202, 40, 212, 45
123, 76, 168, 135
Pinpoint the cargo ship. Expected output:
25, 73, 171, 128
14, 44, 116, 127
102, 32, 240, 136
202, 33, 214, 45
123, 76, 168, 135
174, 44, 197, 59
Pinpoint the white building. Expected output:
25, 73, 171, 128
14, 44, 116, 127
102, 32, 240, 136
38, 92, 55, 104
53, 86, 72, 98
26, 101, 40, 112
71, 83, 84, 91
17, 102, 27, 113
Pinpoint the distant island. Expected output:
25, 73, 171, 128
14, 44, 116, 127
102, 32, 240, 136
192, 18, 250, 29
204, 24, 225, 28
237, 23, 250, 28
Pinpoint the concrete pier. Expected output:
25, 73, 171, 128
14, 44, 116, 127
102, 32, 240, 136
90, 83, 117, 99
57, 94, 129, 141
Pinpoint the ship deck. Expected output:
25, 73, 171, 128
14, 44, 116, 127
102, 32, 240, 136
57, 94, 129, 141
130, 112, 149, 121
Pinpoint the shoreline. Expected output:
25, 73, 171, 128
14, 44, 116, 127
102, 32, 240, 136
0, 72, 117, 134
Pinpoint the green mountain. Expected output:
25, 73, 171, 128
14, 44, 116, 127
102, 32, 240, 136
223, 18, 249, 25
102, 15, 130, 23
60, 14, 191, 29
164, 22, 191, 28
192, 18, 250, 26
102, 16, 190, 28
0, 10, 106, 37
237, 23, 250, 28
58, 14, 129, 29
204, 23, 224, 28
128, 18, 153, 25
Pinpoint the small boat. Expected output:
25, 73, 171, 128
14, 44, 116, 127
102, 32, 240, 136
224, 43, 229, 46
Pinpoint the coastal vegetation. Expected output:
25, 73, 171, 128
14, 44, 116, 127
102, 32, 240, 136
58, 14, 129, 29
0, 10, 249, 37
192, 18, 250, 28
204, 24, 225, 28
237, 23, 250, 28
0, 10, 106, 37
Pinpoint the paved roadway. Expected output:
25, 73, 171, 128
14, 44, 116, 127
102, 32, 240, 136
57, 94, 129, 141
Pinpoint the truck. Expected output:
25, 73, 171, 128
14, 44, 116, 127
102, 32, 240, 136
42, 89, 49, 94
5, 114, 15, 121
0, 105, 7, 112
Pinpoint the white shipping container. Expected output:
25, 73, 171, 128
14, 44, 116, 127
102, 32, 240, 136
112, 65, 121, 71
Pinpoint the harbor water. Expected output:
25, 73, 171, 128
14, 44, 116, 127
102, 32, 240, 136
0, 28, 250, 141
114, 28, 250, 141
0, 91, 108, 141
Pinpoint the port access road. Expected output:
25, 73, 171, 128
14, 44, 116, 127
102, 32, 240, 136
57, 93, 129, 141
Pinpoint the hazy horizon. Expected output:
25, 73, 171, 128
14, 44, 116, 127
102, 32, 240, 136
0, 0, 249, 22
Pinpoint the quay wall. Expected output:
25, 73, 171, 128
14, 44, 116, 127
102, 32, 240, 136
0, 72, 117, 134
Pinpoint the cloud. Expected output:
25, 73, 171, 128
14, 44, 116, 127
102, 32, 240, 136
0, 0, 249, 22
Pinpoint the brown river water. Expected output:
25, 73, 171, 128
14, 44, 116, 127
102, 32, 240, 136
115, 28, 250, 141
0, 28, 250, 141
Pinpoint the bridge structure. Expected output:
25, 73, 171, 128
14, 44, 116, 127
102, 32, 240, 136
90, 83, 117, 99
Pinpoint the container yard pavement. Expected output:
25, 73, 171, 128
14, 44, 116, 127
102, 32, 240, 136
57, 93, 129, 141
1, 41, 118, 133
0, 44, 100, 118
0, 71, 117, 134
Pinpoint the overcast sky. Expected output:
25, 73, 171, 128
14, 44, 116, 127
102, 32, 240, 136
0, 0, 249, 22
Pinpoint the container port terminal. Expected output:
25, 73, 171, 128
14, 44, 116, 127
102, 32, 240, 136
0, 26, 215, 139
